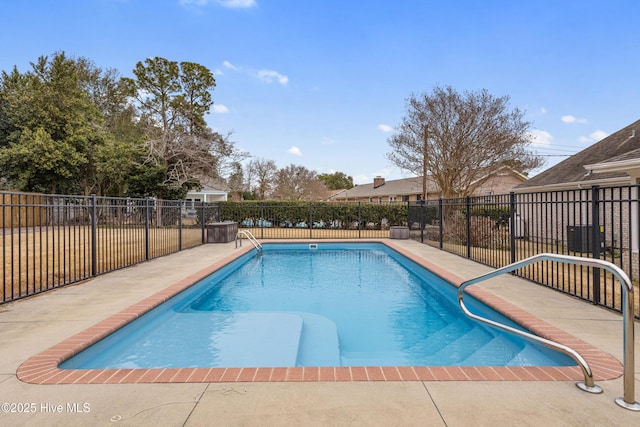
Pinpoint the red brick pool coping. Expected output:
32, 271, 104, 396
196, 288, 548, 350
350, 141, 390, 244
17, 240, 623, 385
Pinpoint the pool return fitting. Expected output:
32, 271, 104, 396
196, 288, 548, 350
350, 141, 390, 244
458, 253, 640, 412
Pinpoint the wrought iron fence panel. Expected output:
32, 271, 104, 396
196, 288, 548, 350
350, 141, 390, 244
4, 188, 638, 317
410, 185, 640, 318
1, 192, 201, 303
2, 195, 408, 303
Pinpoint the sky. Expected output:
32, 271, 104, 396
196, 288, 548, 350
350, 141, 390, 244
1, 0, 639, 185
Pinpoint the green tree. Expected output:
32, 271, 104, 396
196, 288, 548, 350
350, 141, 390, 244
386, 86, 543, 198
0, 127, 85, 193
0, 52, 106, 194
74, 58, 145, 196
123, 57, 230, 198
0, 53, 245, 198
318, 171, 354, 190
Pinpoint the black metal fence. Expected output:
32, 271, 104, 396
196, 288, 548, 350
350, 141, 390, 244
2, 195, 406, 304
409, 185, 640, 318
5, 187, 638, 318
1, 192, 204, 303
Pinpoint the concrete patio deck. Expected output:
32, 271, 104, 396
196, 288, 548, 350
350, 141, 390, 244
1, 239, 638, 426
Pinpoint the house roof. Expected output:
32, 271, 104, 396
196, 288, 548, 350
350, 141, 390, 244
516, 119, 640, 190
335, 167, 528, 199
336, 176, 439, 199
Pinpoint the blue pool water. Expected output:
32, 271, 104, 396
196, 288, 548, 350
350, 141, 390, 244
61, 243, 574, 369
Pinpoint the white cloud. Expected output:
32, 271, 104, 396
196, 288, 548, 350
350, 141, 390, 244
212, 104, 229, 113
528, 129, 553, 147
377, 124, 393, 132
257, 69, 288, 85
321, 137, 335, 145
223, 60, 239, 71
579, 130, 609, 144
540, 107, 547, 114
223, 61, 288, 86
591, 130, 609, 140
288, 146, 303, 156
217, 0, 256, 7
179, 0, 256, 8
561, 115, 588, 124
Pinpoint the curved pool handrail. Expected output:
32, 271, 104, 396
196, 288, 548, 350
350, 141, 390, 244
235, 230, 262, 253
457, 253, 639, 411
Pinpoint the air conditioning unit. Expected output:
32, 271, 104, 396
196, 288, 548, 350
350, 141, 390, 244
566, 225, 605, 252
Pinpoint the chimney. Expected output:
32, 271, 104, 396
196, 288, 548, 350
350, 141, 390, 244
373, 176, 385, 188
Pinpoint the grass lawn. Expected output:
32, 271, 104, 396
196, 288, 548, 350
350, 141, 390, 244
2, 226, 390, 301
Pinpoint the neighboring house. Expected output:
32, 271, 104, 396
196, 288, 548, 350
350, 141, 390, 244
513, 118, 640, 270
330, 176, 437, 203
185, 183, 228, 204
184, 178, 228, 218
331, 168, 527, 203
515, 119, 640, 191
471, 167, 529, 196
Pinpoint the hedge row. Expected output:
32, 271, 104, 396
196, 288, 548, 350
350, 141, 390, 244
196, 201, 408, 229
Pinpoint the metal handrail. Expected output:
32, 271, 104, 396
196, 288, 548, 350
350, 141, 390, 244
235, 230, 262, 252
457, 253, 639, 411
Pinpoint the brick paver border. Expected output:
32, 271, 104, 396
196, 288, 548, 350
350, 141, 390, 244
17, 241, 622, 385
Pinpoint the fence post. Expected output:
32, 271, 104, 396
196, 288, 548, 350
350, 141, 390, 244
591, 186, 601, 305
309, 202, 313, 239
438, 198, 443, 249
178, 202, 183, 252
145, 198, 150, 261
510, 192, 516, 264
91, 195, 97, 277
200, 203, 205, 244
466, 196, 471, 258
413, 201, 422, 243
358, 202, 361, 239
260, 202, 265, 239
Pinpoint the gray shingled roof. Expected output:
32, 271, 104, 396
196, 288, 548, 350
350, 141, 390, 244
516, 119, 640, 189
337, 176, 439, 199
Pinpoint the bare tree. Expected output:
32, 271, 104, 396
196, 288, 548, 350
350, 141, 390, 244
226, 161, 245, 200
272, 164, 328, 201
246, 158, 278, 200
386, 86, 544, 198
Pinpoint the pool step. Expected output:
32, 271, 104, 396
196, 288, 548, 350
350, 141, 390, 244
506, 342, 574, 366
423, 325, 495, 364
458, 334, 523, 366
208, 312, 303, 367
295, 312, 341, 366
408, 318, 473, 355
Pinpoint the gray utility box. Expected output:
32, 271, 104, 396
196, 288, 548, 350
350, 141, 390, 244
390, 226, 410, 239
566, 225, 604, 252
206, 222, 238, 243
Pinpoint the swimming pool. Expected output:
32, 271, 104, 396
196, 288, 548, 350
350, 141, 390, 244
60, 242, 573, 369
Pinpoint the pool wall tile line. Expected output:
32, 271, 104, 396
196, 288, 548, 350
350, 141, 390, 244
17, 240, 623, 385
